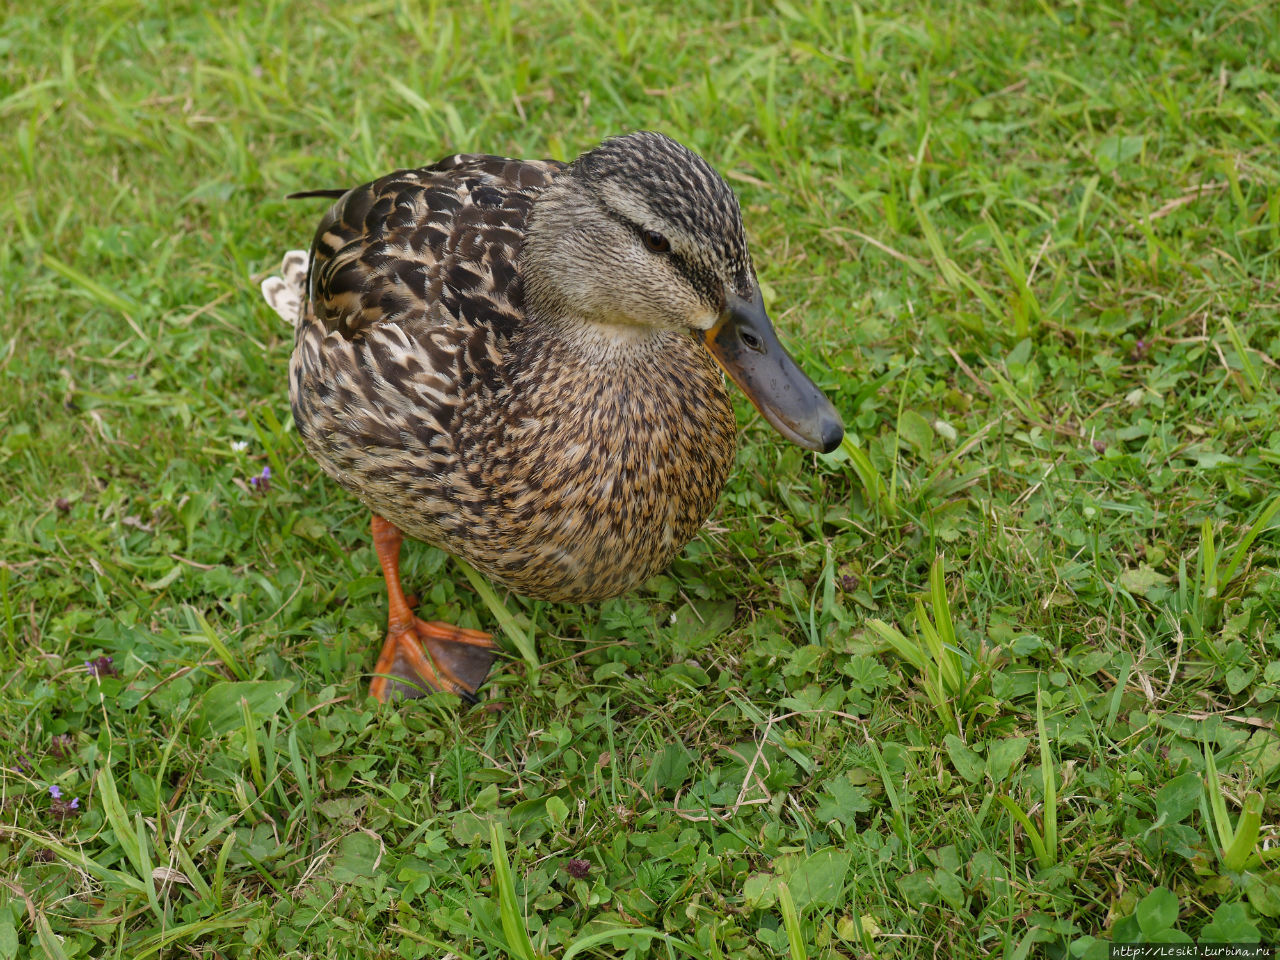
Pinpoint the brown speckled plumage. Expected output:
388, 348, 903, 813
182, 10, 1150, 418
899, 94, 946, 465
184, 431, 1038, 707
285, 135, 746, 603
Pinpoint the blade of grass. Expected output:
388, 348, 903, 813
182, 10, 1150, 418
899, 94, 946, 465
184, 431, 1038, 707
212, 833, 236, 908
777, 882, 808, 960
840, 436, 891, 514
456, 557, 539, 672
0, 826, 147, 892
241, 696, 265, 795
131, 914, 253, 960
98, 763, 164, 918
188, 609, 248, 681
40, 251, 139, 315
1221, 315, 1261, 395
996, 795, 1049, 868
563, 928, 708, 960
866, 738, 911, 858
1222, 793, 1263, 872
1216, 494, 1280, 590
171, 840, 212, 902
1200, 518, 1219, 601
1203, 747, 1234, 855
287, 728, 314, 833
729, 695, 817, 775
34, 913, 72, 960
489, 820, 539, 960
927, 557, 964, 691
1036, 687, 1057, 867
864, 619, 928, 673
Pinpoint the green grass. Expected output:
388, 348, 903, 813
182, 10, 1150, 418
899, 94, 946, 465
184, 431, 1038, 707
3, 0, 1280, 956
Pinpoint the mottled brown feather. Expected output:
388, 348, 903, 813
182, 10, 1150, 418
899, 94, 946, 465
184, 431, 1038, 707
289, 147, 739, 603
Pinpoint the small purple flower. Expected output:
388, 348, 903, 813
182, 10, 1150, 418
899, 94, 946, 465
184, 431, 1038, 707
564, 858, 591, 879
50, 793, 81, 819
85, 655, 119, 679
249, 465, 272, 493
49, 784, 62, 800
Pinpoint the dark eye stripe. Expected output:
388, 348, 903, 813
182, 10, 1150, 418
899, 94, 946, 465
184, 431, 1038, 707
597, 206, 723, 306
669, 251, 720, 306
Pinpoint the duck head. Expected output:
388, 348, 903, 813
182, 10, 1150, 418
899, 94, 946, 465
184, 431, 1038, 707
523, 131, 843, 454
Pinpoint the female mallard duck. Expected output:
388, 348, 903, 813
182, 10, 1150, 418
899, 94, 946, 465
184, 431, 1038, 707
262, 131, 842, 703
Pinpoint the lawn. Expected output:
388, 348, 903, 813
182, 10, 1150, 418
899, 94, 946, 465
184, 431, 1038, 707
2, 0, 1279, 957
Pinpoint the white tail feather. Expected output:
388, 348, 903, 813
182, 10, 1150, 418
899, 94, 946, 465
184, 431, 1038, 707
261, 249, 309, 326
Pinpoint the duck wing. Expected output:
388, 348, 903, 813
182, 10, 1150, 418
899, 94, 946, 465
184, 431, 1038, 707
302, 154, 567, 344
288, 154, 566, 513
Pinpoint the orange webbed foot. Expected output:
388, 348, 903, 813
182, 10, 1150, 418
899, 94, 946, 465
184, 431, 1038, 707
367, 512, 498, 704
369, 618, 497, 703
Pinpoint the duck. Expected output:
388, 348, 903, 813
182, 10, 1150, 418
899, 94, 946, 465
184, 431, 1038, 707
261, 131, 843, 704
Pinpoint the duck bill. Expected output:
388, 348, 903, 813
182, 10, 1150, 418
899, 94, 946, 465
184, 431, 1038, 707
704, 289, 844, 453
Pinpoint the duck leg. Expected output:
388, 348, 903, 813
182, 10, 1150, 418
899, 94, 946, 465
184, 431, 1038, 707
367, 514, 497, 703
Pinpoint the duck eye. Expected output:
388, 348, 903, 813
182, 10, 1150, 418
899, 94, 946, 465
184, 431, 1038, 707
642, 230, 670, 253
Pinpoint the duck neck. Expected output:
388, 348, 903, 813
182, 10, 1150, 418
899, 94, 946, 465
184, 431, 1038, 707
525, 312, 682, 368
506, 305, 730, 443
